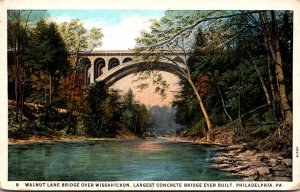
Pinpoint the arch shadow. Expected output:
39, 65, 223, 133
94, 58, 105, 79
108, 57, 120, 70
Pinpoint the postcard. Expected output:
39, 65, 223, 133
0, 0, 299, 191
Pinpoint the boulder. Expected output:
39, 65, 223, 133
269, 158, 277, 164
276, 155, 284, 160
213, 164, 230, 169
240, 168, 258, 176
257, 166, 270, 175
232, 165, 250, 172
237, 150, 255, 159
282, 159, 292, 167
273, 177, 291, 181
272, 164, 286, 171
273, 171, 287, 177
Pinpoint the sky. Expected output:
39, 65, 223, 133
48, 10, 180, 107
48, 10, 165, 50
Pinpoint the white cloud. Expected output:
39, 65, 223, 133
100, 15, 151, 50
49, 15, 72, 24
50, 14, 158, 50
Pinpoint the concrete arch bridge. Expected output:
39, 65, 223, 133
79, 50, 188, 87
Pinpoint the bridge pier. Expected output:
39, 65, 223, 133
90, 61, 95, 84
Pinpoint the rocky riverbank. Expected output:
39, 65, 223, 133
213, 144, 292, 181
165, 135, 292, 181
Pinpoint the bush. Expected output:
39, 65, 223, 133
256, 109, 278, 138
190, 120, 206, 138
39, 105, 67, 130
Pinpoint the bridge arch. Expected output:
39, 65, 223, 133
123, 57, 133, 64
79, 57, 91, 86
95, 60, 186, 87
94, 58, 105, 79
108, 57, 120, 70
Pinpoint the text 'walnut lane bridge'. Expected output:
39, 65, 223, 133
79, 50, 188, 87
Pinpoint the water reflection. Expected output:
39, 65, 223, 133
136, 140, 164, 153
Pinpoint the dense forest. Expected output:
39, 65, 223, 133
7, 10, 149, 139
8, 10, 293, 153
135, 10, 293, 151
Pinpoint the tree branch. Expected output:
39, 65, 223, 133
145, 11, 261, 48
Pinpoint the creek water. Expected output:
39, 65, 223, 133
8, 138, 241, 181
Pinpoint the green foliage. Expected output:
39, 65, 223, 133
83, 85, 149, 137
172, 79, 201, 127
254, 109, 278, 138
191, 120, 206, 138
39, 105, 68, 131
133, 71, 170, 99
121, 109, 134, 129
120, 89, 149, 135
83, 81, 116, 136
84, 83, 123, 136
137, 104, 149, 133
28, 20, 71, 76
169, 10, 292, 139
59, 19, 103, 52
25, 19, 71, 106
59, 19, 103, 69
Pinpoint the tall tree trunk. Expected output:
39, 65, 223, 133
20, 79, 25, 129
66, 71, 78, 134
267, 56, 277, 103
15, 75, 20, 123
260, 11, 292, 124
66, 107, 73, 134
49, 74, 52, 104
262, 22, 278, 112
247, 52, 272, 105
14, 39, 20, 123
44, 88, 47, 104
216, 86, 232, 121
187, 78, 212, 141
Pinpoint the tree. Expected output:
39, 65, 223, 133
58, 19, 104, 134
120, 89, 149, 135
7, 10, 49, 122
121, 89, 136, 131
83, 81, 122, 137
28, 20, 71, 105
259, 11, 292, 125
30, 71, 50, 104
137, 104, 150, 135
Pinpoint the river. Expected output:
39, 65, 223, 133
8, 138, 241, 181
